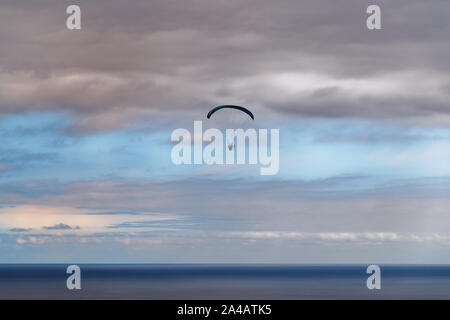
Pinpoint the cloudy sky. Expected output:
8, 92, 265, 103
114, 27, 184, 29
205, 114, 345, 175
1, 0, 450, 263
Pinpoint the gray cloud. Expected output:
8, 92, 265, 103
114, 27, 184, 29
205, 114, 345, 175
42, 223, 80, 230
9, 227, 32, 232
2, 176, 450, 235
0, 150, 59, 164
0, 0, 449, 131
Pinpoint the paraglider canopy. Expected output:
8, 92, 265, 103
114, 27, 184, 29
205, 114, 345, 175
207, 105, 254, 120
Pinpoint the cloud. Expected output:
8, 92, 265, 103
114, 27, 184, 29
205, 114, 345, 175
2, 176, 450, 237
0, 204, 190, 235
224, 231, 450, 246
0, 163, 13, 172
0, 0, 449, 131
16, 238, 26, 244
1, 0, 450, 263
42, 223, 79, 230
9, 227, 32, 232
0, 149, 59, 166
7, 229, 450, 249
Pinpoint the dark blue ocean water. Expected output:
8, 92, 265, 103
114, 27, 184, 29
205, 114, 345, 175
1, 264, 450, 299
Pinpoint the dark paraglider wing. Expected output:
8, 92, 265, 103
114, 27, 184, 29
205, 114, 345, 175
207, 105, 254, 120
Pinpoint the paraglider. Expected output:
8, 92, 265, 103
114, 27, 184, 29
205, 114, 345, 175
207, 105, 254, 120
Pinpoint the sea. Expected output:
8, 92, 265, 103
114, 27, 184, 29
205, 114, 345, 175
1, 264, 450, 299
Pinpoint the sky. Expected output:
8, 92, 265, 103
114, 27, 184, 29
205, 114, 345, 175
1, 0, 450, 263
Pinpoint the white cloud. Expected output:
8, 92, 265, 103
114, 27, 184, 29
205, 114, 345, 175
224, 231, 450, 246
0, 205, 183, 234
16, 238, 27, 244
